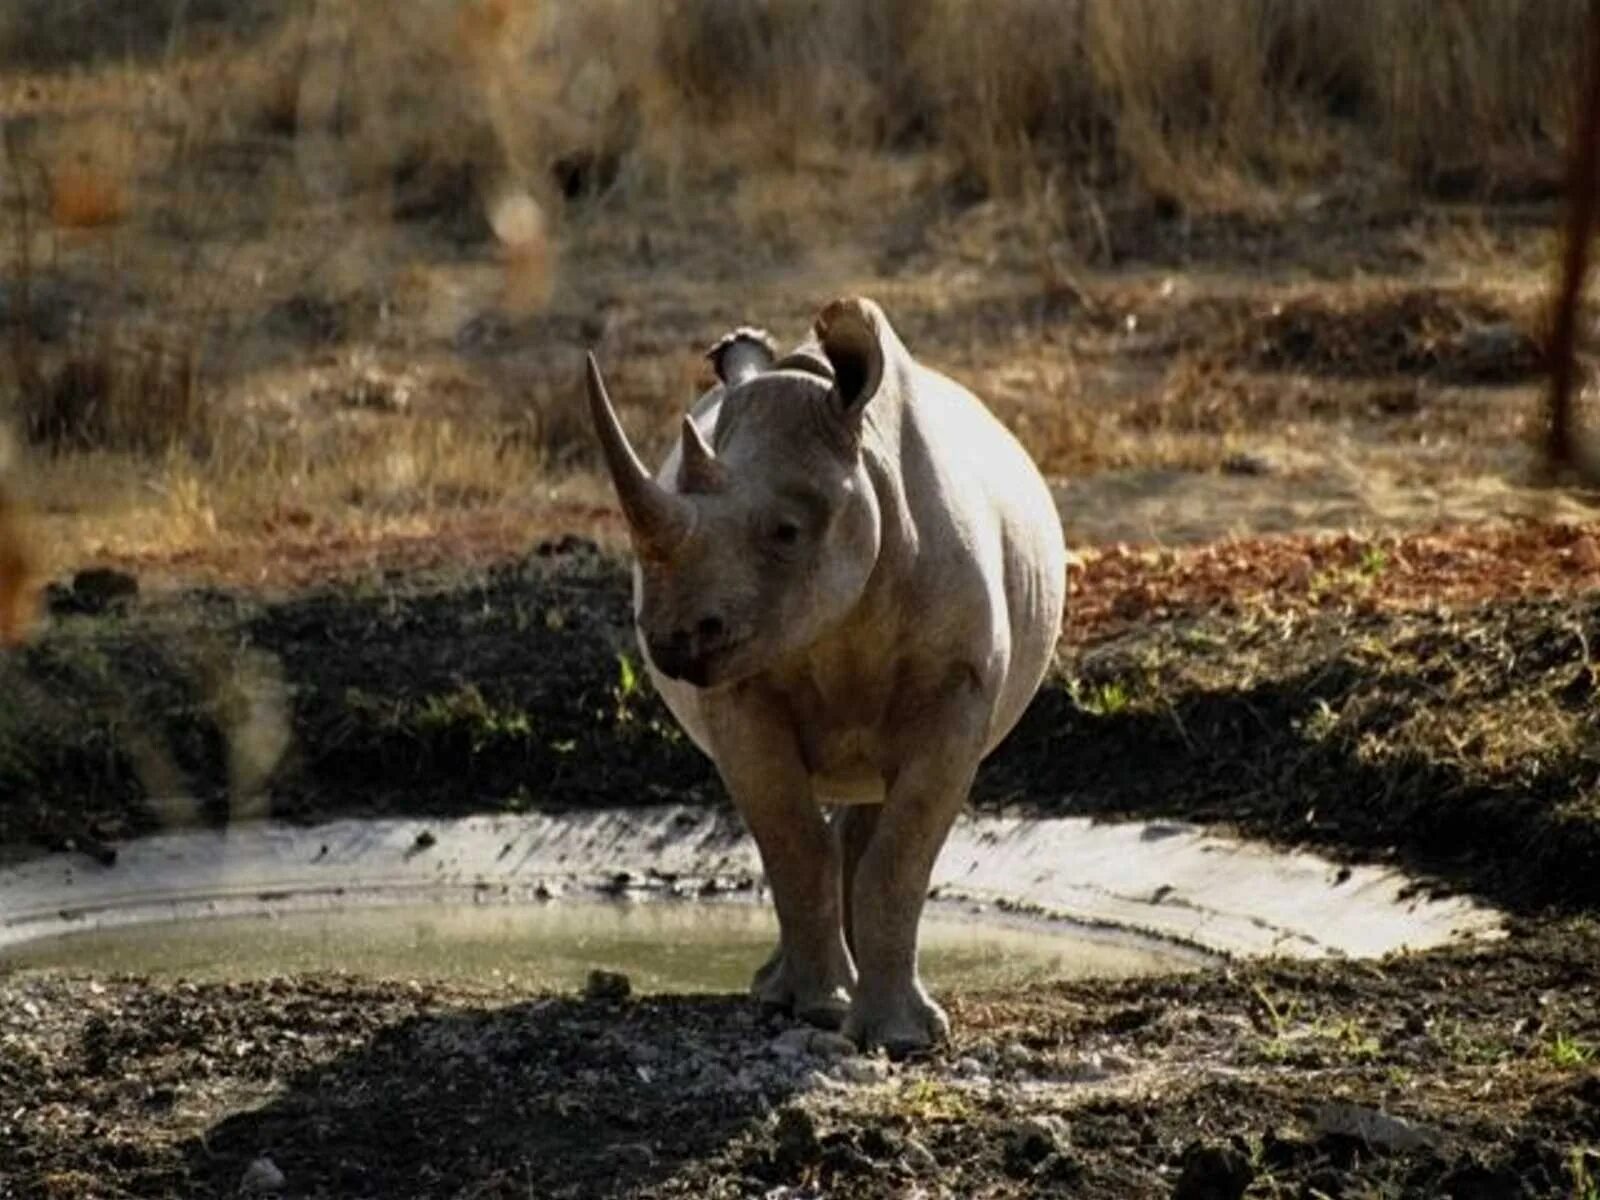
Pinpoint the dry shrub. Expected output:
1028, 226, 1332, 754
1344, 0, 1587, 180
20, 331, 208, 457
646, 0, 1587, 207
48, 164, 128, 230
0, 472, 40, 647
225, 0, 1593, 237
45, 120, 137, 230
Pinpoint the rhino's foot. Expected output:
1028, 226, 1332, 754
750, 944, 783, 994
751, 951, 852, 1031
844, 983, 950, 1059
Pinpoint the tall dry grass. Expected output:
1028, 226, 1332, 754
644, 0, 1588, 203
0, 0, 1590, 569
255, 0, 1588, 226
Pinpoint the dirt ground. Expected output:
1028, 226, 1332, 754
3, 534, 1600, 1199
2, 921, 1598, 1200
6, 8, 1600, 1199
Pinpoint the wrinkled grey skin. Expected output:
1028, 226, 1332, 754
583, 297, 1067, 1054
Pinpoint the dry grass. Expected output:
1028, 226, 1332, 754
0, 0, 1594, 588
0, 475, 40, 646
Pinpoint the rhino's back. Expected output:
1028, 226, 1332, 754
896, 363, 1068, 755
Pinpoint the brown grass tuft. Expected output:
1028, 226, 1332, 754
47, 163, 128, 230
0, 477, 40, 647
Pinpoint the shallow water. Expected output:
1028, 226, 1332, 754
0, 898, 1201, 992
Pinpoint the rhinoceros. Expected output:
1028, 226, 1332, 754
583, 296, 1067, 1053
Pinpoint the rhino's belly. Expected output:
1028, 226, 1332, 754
811, 769, 885, 807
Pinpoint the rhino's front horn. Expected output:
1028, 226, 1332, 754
585, 353, 693, 558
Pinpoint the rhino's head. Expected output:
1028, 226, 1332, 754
585, 297, 895, 689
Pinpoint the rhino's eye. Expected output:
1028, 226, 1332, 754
772, 520, 801, 546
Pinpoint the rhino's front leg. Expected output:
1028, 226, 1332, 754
845, 678, 988, 1056
708, 696, 856, 1029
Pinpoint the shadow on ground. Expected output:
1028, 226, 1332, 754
177, 991, 805, 1199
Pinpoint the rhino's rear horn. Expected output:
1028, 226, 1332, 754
707, 327, 776, 389
816, 297, 885, 416
678, 415, 726, 493
584, 353, 694, 558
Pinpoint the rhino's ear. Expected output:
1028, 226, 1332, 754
706, 327, 777, 389
815, 297, 885, 419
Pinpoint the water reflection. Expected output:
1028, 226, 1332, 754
0, 898, 1199, 992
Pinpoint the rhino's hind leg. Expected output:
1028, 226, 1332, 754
831, 804, 881, 960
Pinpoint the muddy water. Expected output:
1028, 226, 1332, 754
0, 898, 1204, 993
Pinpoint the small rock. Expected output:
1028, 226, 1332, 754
998, 1040, 1032, 1066
834, 1056, 890, 1085
798, 1067, 841, 1092
535, 533, 601, 558
1437, 1158, 1522, 1200
952, 1055, 988, 1079
859, 1126, 904, 1160
770, 1027, 815, 1059
1004, 1115, 1066, 1168
1573, 535, 1600, 571
1060, 1053, 1113, 1083
1314, 1102, 1440, 1153
808, 1031, 857, 1059
584, 970, 631, 1001
1220, 451, 1274, 477
239, 1155, 285, 1195
902, 1137, 938, 1174
1173, 1140, 1254, 1200
48, 567, 139, 616
774, 1105, 820, 1166
614, 1142, 656, 1171
1299, 1166, 1353, 1198
822, 1141, 876, 1176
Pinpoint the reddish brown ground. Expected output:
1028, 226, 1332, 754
64, 506, 1600, 648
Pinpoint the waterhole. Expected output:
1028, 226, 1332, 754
0, 806, 1502, 994
0, 897, 1203, 992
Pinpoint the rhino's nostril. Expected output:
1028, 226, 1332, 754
697, 615, 725, 644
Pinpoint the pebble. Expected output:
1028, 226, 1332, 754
614, 1142, 656, 1171
584, 970, 631, 1001
1004, 1114, 1067, 1153
770, 1028, 815, 1059
775, 1105, 820, 1159
1174, 1141, 1254, 1200
952, 1056, 988, 1079
808, 1031, 858, 1059
1573, 535, 1600, 571
239, 1155, 285, 1195
902, 1137, 939, 1174
1314, 1102, 1441, 1152
834, 1056, 890, 1085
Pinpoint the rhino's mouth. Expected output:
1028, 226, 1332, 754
650, 637, 754, 690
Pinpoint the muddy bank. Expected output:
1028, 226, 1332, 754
3, 542, 1598, 916
3, 921, 1598, 1199
0, 806, 1496, 962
